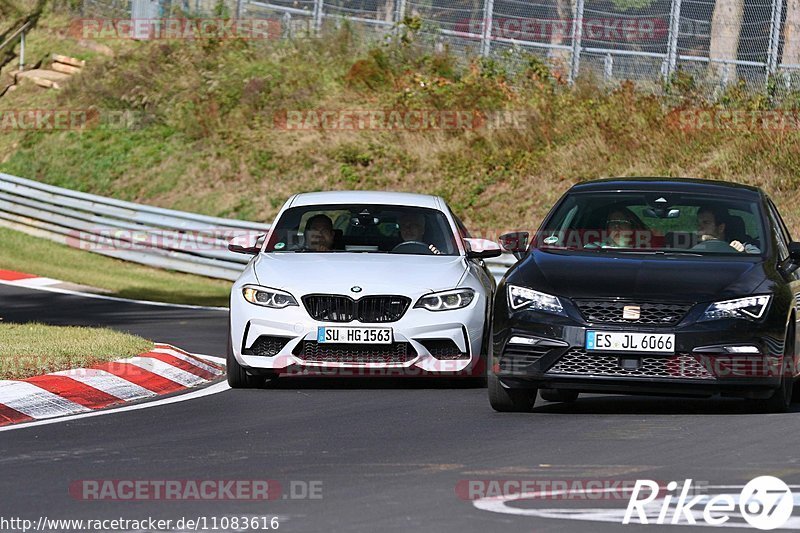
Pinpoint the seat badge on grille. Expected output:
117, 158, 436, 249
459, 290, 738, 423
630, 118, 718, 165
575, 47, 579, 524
351, 286, 362, 293
622, 305, 641, 320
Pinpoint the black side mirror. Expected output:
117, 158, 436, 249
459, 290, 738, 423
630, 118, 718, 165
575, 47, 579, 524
499, 232, 529, 261
789, 242, 800, 264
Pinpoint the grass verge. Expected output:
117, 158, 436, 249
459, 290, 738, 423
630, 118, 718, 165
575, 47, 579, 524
0, 226, 231, 306
0, 322, 153, 379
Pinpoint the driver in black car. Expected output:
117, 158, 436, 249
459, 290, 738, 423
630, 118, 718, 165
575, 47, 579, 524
397, 212, 442, 254
696, 205, 760, 253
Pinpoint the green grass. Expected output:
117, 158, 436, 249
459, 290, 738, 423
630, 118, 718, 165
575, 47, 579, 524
0, 322, 153, 379
0, 226, 231, 306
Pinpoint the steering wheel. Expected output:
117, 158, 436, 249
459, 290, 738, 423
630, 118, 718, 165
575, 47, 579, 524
391, 241, 434, 254
691, 239, 736, 252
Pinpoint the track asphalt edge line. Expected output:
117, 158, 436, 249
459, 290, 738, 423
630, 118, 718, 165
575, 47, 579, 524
0, 269, 228, 311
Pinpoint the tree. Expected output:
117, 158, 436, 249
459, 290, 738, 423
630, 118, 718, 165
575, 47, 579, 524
709, 0, 744, 83
783, 0, 800, 67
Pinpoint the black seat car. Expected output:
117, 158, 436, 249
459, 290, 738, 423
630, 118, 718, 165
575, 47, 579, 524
490, 178, 800, 412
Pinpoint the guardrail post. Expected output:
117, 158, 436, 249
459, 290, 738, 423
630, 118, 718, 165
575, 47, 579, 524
282, 11, 292, 39
767, 0, 784, 79
480, 0, 494, 57
568, 0, 585, 84
664, 0, 682, 82
18, 31, 25, 71
313, 0, 324, 35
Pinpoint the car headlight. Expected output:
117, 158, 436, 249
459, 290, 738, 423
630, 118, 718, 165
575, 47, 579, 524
414, 289, 475, 311
700, 295, 771, 322
242, 285, 298, 309
507, 284, 564, 315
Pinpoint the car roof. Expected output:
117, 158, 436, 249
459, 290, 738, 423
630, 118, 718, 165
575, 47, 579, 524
569, 177, 763, 198
289, 191, 443, 209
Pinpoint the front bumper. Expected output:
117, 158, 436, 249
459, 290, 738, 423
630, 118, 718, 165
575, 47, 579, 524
231, 294, 487, 376
492, 309, 789, 399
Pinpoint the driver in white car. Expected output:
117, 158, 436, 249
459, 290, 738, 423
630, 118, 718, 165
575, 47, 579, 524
398, 212, 442, 255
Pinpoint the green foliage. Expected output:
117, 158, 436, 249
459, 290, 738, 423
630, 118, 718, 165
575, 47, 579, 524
610, 0, 656, 10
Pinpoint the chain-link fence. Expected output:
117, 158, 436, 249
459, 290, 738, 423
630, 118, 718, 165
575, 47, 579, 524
78, 0, 800, 93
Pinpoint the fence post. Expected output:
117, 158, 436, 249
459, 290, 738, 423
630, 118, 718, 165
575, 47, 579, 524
480, 0, 494, 57
396, 0, 407, 23
313, 0, 324, 35
569, 0, 585, 84
767, 0, 784, 79
395, 0, 407, 35
664, 0, 682, 82
603, 53, 613, 83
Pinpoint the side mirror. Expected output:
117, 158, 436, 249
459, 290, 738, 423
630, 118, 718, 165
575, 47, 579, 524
790, 242, 800, 263
464, 238, 502, 259
499, 231, 529, 260
228, 233, 265, 255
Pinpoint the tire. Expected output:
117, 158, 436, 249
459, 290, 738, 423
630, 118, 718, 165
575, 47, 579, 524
753, 327, 794, 413
488, 373, 537, 412
540, 388, 579, 403
226, 331, 268, 389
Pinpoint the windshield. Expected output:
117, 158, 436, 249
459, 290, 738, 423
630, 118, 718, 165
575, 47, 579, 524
535, 192, 766, 257
264, 204, 459, 255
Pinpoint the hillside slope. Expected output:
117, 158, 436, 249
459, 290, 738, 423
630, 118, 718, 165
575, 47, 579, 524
1, 15, 799, 233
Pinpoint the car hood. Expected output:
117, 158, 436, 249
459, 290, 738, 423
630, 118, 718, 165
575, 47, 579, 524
507, 249, 769, 302
252, 253, 468, 295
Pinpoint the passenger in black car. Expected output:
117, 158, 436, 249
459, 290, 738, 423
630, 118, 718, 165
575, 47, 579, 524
584, 205, 646, 249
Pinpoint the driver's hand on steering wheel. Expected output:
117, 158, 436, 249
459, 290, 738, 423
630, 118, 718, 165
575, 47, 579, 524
428, 244, 442, 255
729, 240, 745, 252
699, 234, 718, 242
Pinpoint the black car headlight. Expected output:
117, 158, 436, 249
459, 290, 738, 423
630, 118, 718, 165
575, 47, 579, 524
507, 284, 565, 316
699, 295, 771, 322
242, 285, 298, 309
415, 289, 475, 311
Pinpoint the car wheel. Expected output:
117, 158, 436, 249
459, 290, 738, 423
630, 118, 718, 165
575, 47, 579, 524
226, 331, 268, 389
540, 388, 579, 403
754, 327, 794, 413
488, 373, 536, 412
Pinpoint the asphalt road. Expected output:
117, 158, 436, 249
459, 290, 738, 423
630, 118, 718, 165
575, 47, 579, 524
2, 284, 799, 533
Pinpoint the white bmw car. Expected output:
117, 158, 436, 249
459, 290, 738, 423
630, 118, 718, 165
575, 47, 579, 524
226, 191, 501, 387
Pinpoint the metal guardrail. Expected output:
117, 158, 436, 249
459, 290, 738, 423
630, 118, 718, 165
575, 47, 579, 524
0, 173, 517, 282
